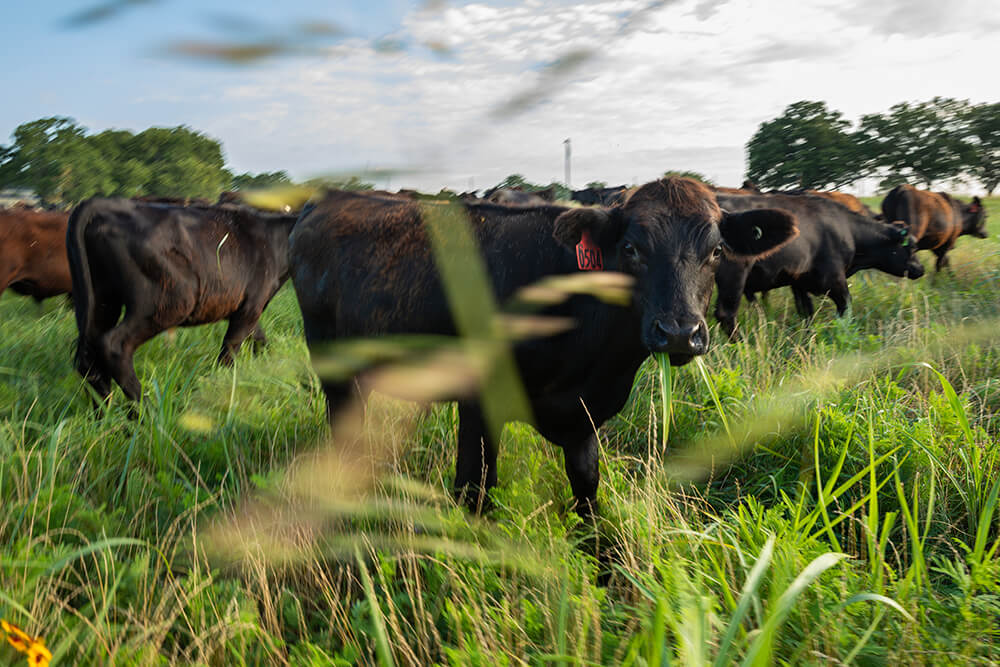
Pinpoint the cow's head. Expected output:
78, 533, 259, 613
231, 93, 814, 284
963, 196, 988, 239
876, 222, 924, 279
553, 177, 798, 365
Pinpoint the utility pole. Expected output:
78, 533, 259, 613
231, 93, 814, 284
563, 138, 571, 189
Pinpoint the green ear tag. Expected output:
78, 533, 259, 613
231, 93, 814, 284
752, 226, 762, 240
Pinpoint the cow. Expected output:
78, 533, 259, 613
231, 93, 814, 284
779, 189, 878, 218
571, 185, 629, 207
0, 208, 72, 303
66, 199, 298, 404
881, 185, 988, 271
288, 177, 798, 518
486, 188, 553, 206
714, 192, 924, 337
711, 180, 761, 196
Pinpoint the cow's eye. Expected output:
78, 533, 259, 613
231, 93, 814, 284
623, 241, 639, 260
712, 243, 724, 259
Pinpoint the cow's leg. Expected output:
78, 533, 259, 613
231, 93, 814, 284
791, 285, 814, 317
562, 433, 600, 520
934, 247, 951, 272
99, 315, 161, 403
250, 323, 268, 353
320, 379, 366, 423
76, 300, 121, 405
218, 311, 264, 366
829, 274, 851, 316
714, 262, 751, 339
454, 401, 499, 514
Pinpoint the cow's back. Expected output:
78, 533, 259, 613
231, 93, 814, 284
289, 193, 583, 341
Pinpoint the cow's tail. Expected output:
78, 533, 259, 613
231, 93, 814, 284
66, 199, 100, 375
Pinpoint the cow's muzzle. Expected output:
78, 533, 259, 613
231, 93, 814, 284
648, 318, 709, 363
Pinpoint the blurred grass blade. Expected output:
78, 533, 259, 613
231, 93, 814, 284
421, 199, 532, 430
694, 357, 733, 442
654, 353, 672, 450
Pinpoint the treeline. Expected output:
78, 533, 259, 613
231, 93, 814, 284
0, 117, 304, 207
747, 98, 1000, 193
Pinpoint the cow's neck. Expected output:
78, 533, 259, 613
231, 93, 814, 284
846, 218, 892, 275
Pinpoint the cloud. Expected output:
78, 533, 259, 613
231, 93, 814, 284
690, 0, 729, 21
836, 0, 1000, 38
194, 0, 999, 192
741, 41, 841, 67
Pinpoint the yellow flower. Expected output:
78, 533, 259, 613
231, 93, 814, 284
2, 619, 52, 667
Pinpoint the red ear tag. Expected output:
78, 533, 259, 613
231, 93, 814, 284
969, 204, 980, 213
576, 230, 604, 271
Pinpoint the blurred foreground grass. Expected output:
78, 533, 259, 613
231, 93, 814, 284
0, 198, 997, 664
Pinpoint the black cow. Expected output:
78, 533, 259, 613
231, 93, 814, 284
67, 199, 298, 403
571, 185, 629, 207
714, 192, 924, 337
487, 188, 554, 206
289, 178, 797, 517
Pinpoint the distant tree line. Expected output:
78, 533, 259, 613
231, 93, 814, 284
0, 117, 314, 207
747, 98, 1000, 193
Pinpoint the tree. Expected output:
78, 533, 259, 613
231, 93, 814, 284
856, 97, 975, 189
489, 174, 570, 200
0, 118, 233, 205
584, 180, 607, 189
967, 102, 1000, 194
304, 175, 374, 191
232, 170, 292, 190
746, 101, 858, 190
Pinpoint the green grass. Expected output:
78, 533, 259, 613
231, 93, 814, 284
0, 198, 998, 665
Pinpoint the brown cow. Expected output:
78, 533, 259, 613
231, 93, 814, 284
881, 185, 988, 271
712, 180, 761, 196
807, 191, 877, 218
0, 208, 72, 303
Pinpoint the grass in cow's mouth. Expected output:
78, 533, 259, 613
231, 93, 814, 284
0, 198, 997, 664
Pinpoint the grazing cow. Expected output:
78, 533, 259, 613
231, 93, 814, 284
289, 178, 797, 516
67, 199, 298, 403
714, 193, 924, 337
571, 185, 629, 206
0, 208, 72, 303
881, 185, 988, 271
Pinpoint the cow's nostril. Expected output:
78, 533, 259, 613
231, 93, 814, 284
689, 323, 708, 353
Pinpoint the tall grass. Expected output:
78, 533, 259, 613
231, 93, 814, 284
0, 199, 998, 664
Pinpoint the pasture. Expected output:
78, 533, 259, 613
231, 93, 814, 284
1, 195, 998, 664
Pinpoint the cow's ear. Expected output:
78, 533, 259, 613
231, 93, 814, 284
888, 221, 910, 245
553, 206, 623, 248
719, 208, 798, 257
969, 196, 982, 213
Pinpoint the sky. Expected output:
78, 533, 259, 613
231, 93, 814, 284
1, 0, 998, 193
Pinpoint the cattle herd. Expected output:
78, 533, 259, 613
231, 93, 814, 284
0, 178, 989, 515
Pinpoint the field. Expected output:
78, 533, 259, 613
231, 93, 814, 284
1, 196, 999, 665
